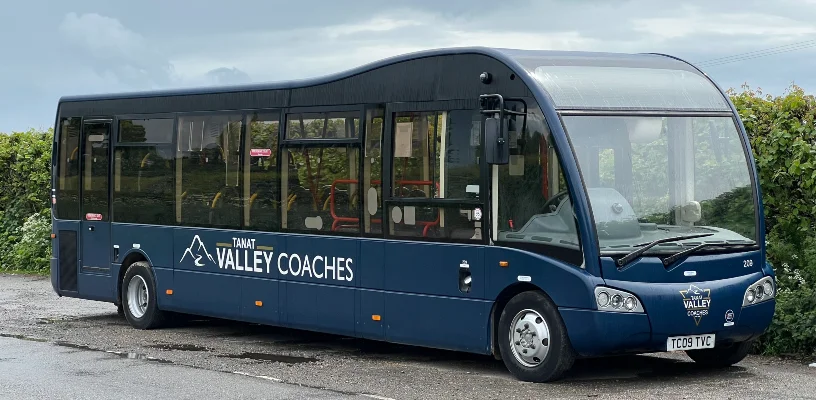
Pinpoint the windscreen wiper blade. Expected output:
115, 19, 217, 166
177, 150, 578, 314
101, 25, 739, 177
617, 233, 714, 267
661, 241, 756, 266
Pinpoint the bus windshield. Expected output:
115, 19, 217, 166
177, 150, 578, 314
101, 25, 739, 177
562, 115, 757, 253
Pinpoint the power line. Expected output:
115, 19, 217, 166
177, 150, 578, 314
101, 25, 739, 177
695, 39, 816, 68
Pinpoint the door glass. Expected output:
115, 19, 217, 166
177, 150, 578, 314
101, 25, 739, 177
81, 121, 110, 221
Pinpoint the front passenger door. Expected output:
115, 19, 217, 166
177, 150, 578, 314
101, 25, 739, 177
381, 101, 490, 353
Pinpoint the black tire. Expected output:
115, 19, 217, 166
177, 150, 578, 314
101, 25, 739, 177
686, 340, 753, 367
121, 261, 167, 330
116, 303, 124, 317
497, 291, 575, 382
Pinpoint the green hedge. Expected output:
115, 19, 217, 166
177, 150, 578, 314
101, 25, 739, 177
1, 85, 814, 357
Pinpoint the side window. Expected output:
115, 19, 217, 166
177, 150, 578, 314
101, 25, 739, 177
81, 121, 111, 221
496, 106, 582, 266
281, 111, 361, 234
363, 107, 383, 235
245, 112, 280, 231
56, 117, 81, 220
388, 109, 483, 242
113, 118, 175, 225
176, 114, 242, 228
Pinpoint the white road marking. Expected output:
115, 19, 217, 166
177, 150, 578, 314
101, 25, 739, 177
361, 395, 396, 400
232, 371, 282, 382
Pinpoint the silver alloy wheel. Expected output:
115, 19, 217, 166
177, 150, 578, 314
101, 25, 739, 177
509, 308, 551, 367
127, 275, 149, 319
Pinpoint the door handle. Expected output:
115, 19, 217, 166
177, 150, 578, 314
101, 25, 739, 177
458, 260, 472, 293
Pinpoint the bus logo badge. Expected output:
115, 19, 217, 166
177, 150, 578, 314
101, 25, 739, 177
180, 235, 215, 267
679, 284, 711, 326
724, 309, 735, 327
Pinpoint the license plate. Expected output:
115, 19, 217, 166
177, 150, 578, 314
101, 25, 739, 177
666, 334, 715, 351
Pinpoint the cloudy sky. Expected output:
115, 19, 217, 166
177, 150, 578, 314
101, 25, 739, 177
2, 0, 816, 133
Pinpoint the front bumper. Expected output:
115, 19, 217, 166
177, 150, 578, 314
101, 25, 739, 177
559, 279, 776, 358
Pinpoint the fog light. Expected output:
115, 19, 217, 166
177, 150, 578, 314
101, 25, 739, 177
611, 294, 623, 309
597, 291, 610, 307
624, 296, 636, 311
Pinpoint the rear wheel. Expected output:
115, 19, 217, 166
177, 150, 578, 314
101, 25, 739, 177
686, 340, 754, 367
497, 291, 575, 382
121, 261, 166, 329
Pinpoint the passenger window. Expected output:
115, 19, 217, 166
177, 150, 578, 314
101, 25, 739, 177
388, 109, 483, 242
286, 111, 359, 139
56, 117, 82, 220
245, 112, 280, 231
363, 107, 384, 235
176, 114, 242, 228
281, 110, 361, 234
113, 118, 175, 224
496, 106, 582, 266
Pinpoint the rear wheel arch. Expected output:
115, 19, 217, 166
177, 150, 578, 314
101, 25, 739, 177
115, 251, 149, 306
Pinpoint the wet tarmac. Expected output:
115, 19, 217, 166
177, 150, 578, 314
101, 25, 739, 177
1, 273, 815, 400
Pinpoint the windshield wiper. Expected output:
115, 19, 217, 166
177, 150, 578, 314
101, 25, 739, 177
616, 233, 714, 267
661, 241, 756, 266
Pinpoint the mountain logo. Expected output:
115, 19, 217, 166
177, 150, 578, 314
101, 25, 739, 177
680, 284, 712, 326
179, 235, 215, 267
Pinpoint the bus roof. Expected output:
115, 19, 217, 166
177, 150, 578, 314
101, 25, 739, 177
58, 47, 729, 112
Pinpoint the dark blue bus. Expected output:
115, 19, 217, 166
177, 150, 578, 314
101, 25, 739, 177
50, 47, 776, 382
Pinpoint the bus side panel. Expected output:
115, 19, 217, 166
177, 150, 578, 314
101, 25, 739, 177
382, 241, 489, 353
280, 235, 358, 337
111, 224, 175, 270
384, 293, 492, 354
284, 281, 356, 336
357, 240, 385, 340
241, 276, 280, 324
484, 247, 600, 309
172, 228, 280, 320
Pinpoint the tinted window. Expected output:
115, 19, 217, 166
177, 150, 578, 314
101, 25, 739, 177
245, 112, 280, 231
495, 106, 583, 266
363, 108, 384, 234
388, 109, 483, 242
282, 145, 360, 233
177, 114, 242, 228
286, 111, 359, 139
113, 118, 175, 225
81, 121, 111, 221
56, 117, 81, 220
119, 119, 174, 143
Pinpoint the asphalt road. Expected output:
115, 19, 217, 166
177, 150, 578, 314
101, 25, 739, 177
1, 273, 814, 400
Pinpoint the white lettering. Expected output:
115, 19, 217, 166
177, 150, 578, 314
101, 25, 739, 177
253, 251, 263, 273
313, 255, 324, 279
303, 256, 313, 278
216, 248, 228, 269
345, 259, 353, 281
337, 257, 345, 281
225, 249, 235, 270
325, 256, 336, 280
278, 253, 289, 275
235, 249, 244, 271
264, 252, 274, 273
289, 254, 302, 276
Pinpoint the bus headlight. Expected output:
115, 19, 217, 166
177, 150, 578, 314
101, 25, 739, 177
594, 286, 644, 313
743, 276, 775, 307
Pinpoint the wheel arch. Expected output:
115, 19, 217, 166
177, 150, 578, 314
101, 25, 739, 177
489, 282, 554, 359
115, 250, 152, 305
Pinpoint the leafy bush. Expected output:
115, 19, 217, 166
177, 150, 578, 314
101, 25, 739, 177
0, 128, 53, 272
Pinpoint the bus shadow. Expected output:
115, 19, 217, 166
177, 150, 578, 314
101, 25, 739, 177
73, 313, 754, 384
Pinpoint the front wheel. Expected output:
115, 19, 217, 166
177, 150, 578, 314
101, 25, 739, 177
121, 261, 166, 330
686, 340, 754, 367
497, 291, 575, 382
